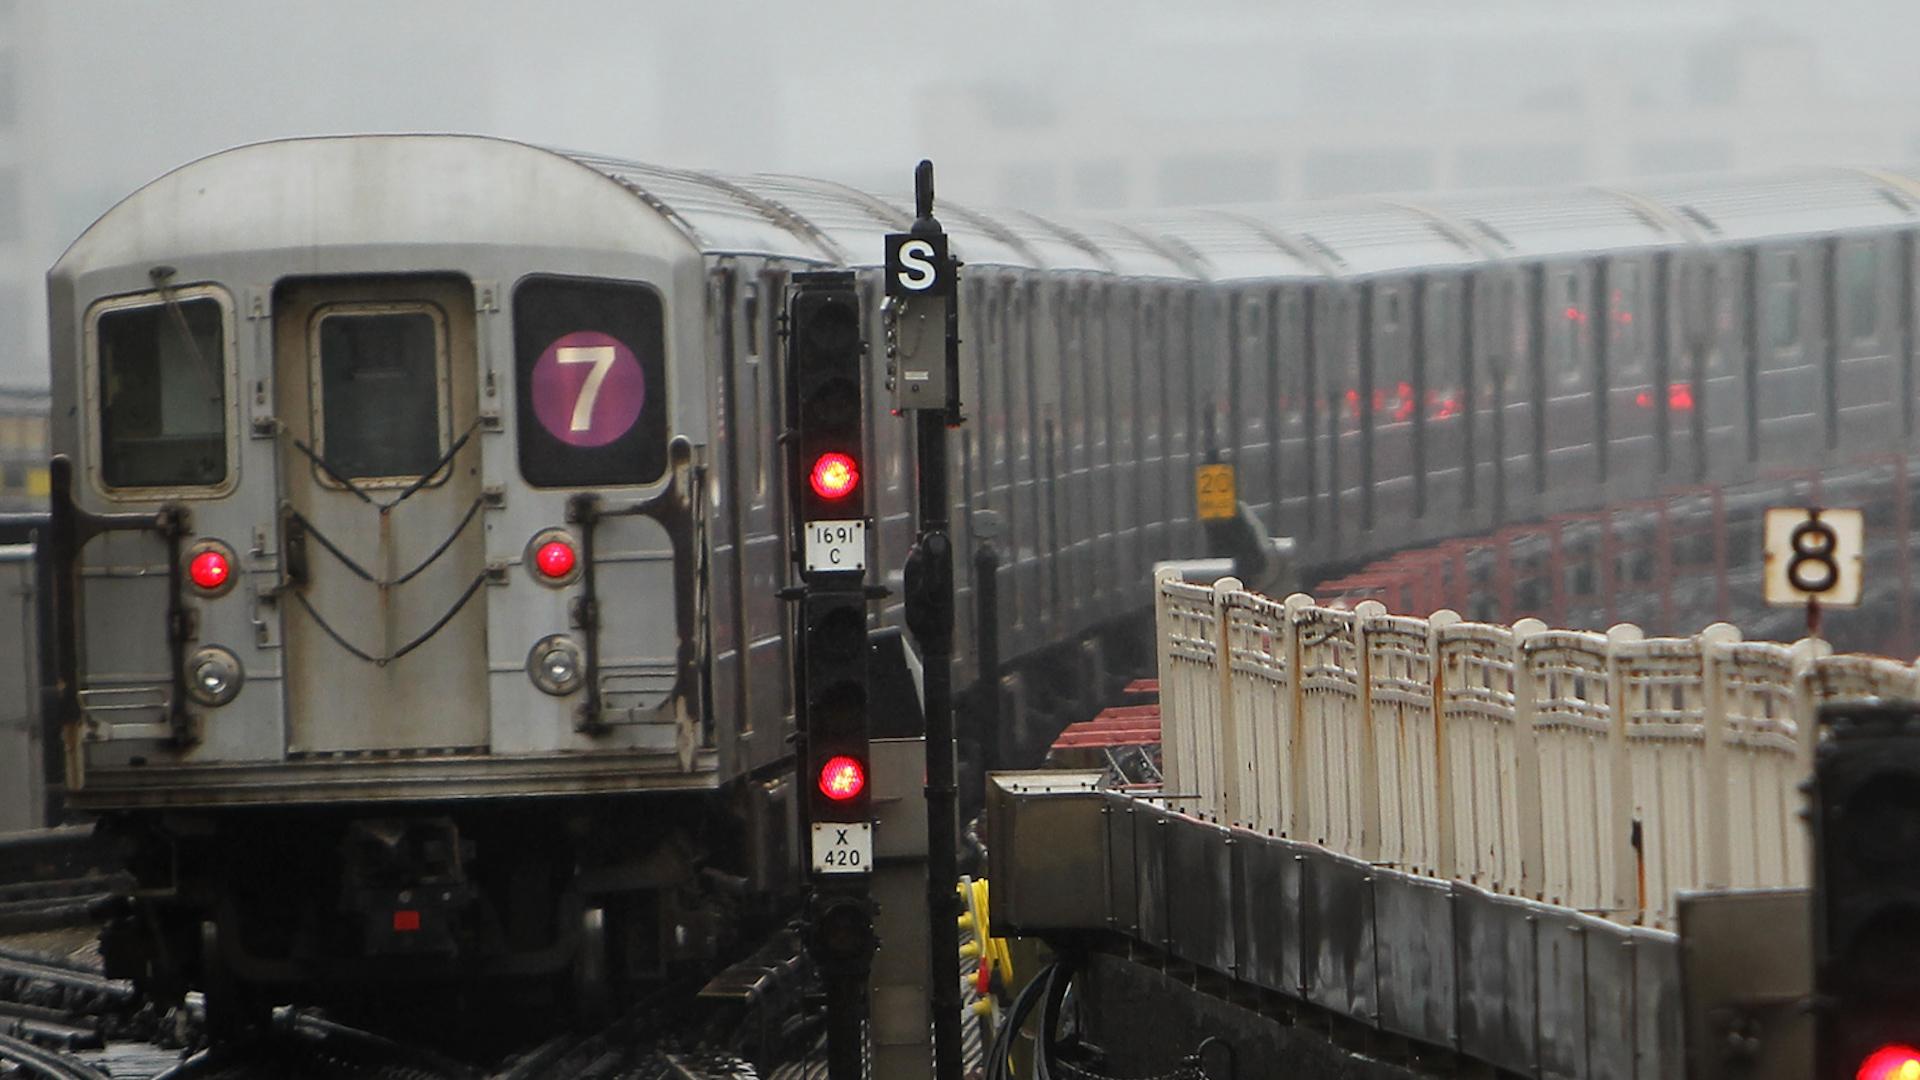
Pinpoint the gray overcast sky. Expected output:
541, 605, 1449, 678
9, 0, 1920, 383
26, 0, 1920, 200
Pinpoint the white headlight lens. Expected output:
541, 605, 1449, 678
185, 645, 244, 707
527, 635, 585, 696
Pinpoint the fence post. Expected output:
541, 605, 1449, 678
1605, 622, 1645, 921
1214, 577, 1245, 827
1511, 617, 1548, 900
1284, 592, 1314, 840
1153, 567, 1184, 814
1790, 636, 1831, 781
1355, 599, 1387, 863
1698, 622, 1741, 889
1429, 608, 1462, 880
1790, 636, 1832, 888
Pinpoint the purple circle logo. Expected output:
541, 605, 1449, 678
530, 331, 645, 448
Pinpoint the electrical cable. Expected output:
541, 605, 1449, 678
983, 960, 1056, 1080
1035, 956, 1077, 1080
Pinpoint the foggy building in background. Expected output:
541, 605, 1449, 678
6, 0, 1920, 392
921, 3, 1920, 210
0, 0, 25, 376
0, 0, 45, 507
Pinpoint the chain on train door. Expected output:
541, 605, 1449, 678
273, 276, 489, 753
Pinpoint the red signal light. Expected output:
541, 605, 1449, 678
535, 540, 577, 580
818, 755, 866, 802
1859, 1045, 1920, 1080
189, 549, 230, 591
810, 453, 859, 500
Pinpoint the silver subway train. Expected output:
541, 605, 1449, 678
45, 135, 1920, 1021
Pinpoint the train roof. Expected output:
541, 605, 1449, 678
55, 134, 1920, 290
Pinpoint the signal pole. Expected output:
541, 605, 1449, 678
886, 160, 963, 1080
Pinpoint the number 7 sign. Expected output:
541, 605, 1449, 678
531, 330, 646, 448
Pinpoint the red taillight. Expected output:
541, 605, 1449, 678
189, 550, 230, 591
810, 453, 859, 500
535, 540, 577, 580
1859, 1045, 1920, 1080
818, 755, 866, 802
392, 910, 421, 932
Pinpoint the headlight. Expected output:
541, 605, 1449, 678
186, 645, 244, 707
527, 635, 585, 697
183, 539, 239, 599
524, 528, 582, 587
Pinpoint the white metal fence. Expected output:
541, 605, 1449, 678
1154, 570, 1918, 927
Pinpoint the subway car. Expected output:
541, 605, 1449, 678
45, 135, 1920, 1024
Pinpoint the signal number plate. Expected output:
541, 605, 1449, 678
804, 520, 866, 572
811, 822, 873, 875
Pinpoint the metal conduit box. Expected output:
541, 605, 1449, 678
987, 771, 1110, 936
1679, 889, 1810, 1080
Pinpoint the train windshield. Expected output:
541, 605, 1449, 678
314, 305, 447, 481
95, 293, 228, 489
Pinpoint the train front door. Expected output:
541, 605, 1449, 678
273, 276, 490, 754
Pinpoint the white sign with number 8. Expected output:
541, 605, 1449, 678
1763, 507, 1864, 607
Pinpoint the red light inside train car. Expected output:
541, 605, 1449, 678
1632, 383, 1697, 411
818, 755, 866, 801
535, 540, 577, 580
188, 550, 230, 591
809, 453, 859, 500
1858, 1045, 1920, 1080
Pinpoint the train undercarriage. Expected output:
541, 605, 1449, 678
90, 788, 793, 1039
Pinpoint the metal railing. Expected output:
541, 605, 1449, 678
1155, 569, 1913, 927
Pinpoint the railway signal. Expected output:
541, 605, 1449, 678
787, 270, 877, 1080
788, 270, 874, 847
1812, 702, 1920, 1080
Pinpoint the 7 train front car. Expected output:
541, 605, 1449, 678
45, 135, 774, 1032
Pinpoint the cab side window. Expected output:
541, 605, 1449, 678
94, 291, 229, 490
514, 276, 667, 489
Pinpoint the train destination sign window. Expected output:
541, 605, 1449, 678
93, 290, 230, 490
514, 276, 666, 488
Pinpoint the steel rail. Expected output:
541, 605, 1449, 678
0, 1030, 114, 1080
0, 948, 136, 1003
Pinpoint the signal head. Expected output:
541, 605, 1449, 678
810, 452, 860, 501
818, 755, 867, 802
1860, 1045, 1920, 1080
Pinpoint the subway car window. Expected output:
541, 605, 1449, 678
1375, 285, 1412, 422
1279, 291, 1307, 426
742, 283, 760, 356
1424, 279, 1463, 418
1497, 274, 1528, 398
315, 307, 444, 481
1767, 252, 1801, 354
1239, 295, 1268, 439
1546, 270, 1584, 389
1841, 241, 1878, 344
95, 293, 228, 489
515, 276, 667, 488
1610, 263, 1647, 382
